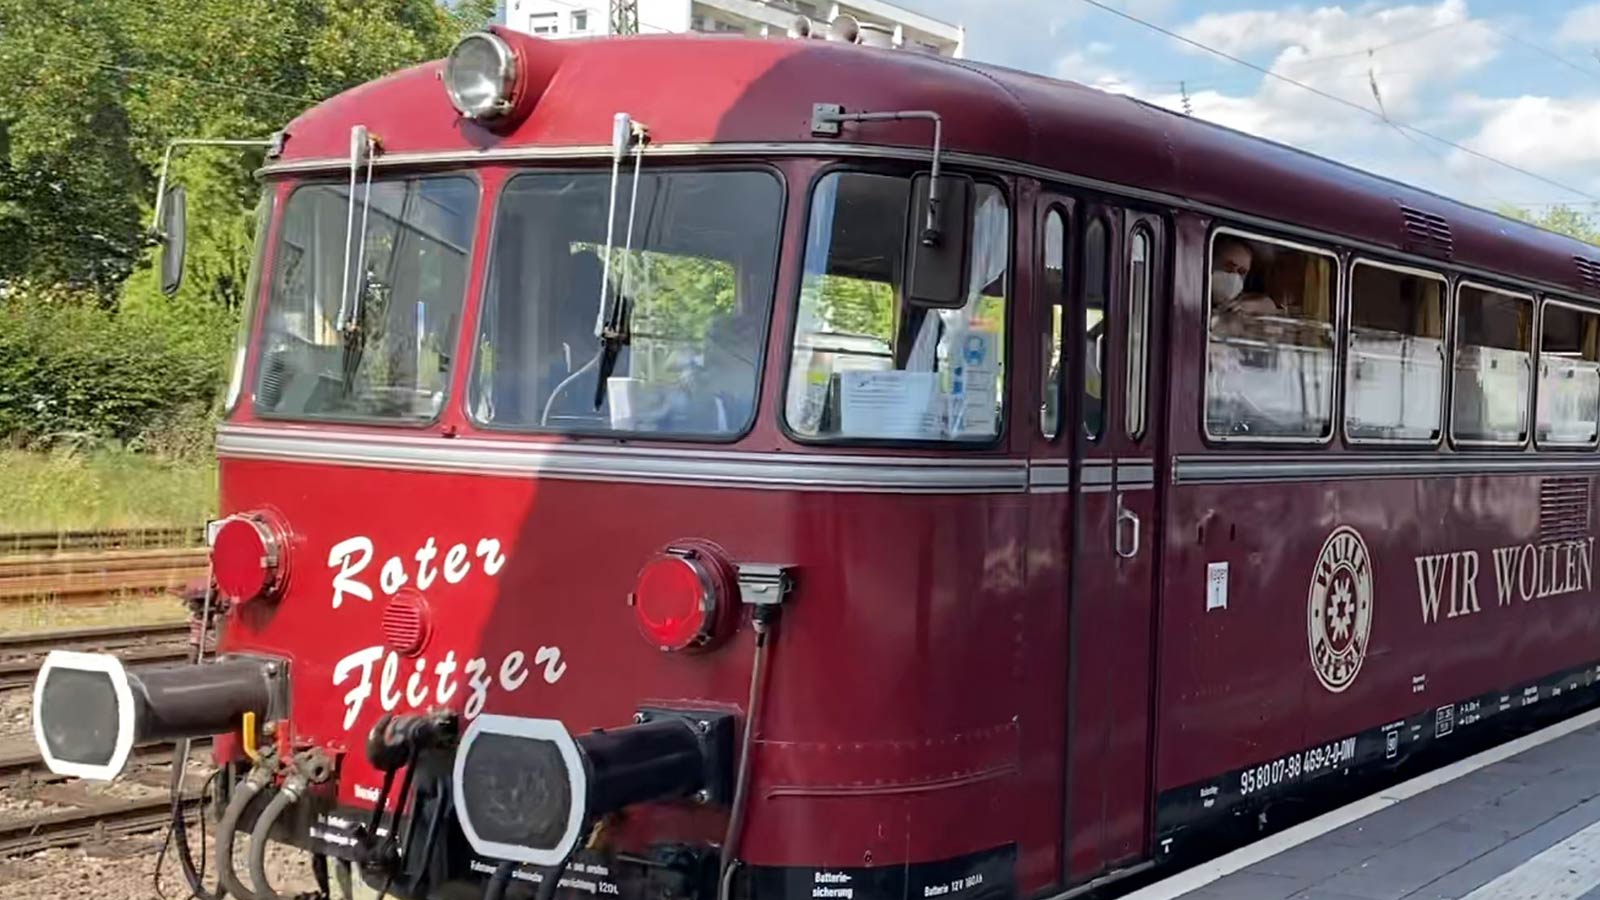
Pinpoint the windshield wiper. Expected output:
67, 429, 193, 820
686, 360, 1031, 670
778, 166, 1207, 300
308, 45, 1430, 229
592, 293, 632, 409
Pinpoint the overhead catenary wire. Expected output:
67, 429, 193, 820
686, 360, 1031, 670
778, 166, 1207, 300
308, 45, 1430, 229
1483, 21, 1600, 85
1075, 0, 1600, 203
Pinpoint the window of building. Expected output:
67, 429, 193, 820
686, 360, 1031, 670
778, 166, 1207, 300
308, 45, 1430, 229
1126, 226, 1152, 439
1082, 217, 1108, 440
786, 172, 1010, 442
571, 10, 588, 31
529, 12, 558, 34
1536, 301, 1600, 448
1344, 261, 1446, 444
1040, 209, 1066, 440
1452, 284, 1532, 445
1205, 231, 1337, 440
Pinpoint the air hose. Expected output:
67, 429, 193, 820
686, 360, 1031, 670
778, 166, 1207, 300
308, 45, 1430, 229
217, 759, 277, 900
249, 771, 312, 900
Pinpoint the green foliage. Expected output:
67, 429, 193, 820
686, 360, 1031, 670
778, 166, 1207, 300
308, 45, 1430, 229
0, 0, 494, 304
1500, 204, 1600, 247
0, 287, 230, 453
0, 447, 216, 532
812, 274, 897, 339
0, 0, 494, 448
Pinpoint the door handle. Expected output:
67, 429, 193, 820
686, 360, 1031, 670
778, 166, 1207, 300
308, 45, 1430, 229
1115, 493, 1141, 559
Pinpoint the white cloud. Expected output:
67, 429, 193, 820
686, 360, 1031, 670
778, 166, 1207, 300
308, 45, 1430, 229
1557, 3, 1600, 45
1044, 0, 1583, 206
1172, 0, 1499, 130
1455, 94, 1600, 184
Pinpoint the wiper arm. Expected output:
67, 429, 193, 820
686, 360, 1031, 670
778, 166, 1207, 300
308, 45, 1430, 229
592, 294, 632, 409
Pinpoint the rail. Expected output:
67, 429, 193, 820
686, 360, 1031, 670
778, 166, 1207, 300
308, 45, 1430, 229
0, 526, 207, 557
0, 792, 197, 856
0, 548, 208, 608
0, 622, 193, 690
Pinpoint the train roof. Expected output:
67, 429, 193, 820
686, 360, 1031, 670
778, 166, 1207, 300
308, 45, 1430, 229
274, 32, 1600, 299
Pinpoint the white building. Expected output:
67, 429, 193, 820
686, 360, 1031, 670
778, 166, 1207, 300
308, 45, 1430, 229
504, 0, 965, 59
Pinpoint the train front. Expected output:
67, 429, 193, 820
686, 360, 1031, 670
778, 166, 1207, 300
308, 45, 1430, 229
30, 25, 1029, 900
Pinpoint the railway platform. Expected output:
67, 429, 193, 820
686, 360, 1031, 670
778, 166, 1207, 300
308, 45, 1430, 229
1126, 707, 1600, 900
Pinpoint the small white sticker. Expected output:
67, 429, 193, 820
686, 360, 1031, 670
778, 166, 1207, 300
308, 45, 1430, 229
1206, 562, 1229, 611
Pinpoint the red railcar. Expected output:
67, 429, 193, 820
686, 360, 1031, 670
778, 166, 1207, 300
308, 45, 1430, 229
31, 25, 1600, 900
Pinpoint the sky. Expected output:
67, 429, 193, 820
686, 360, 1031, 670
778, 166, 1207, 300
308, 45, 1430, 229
891, 0, 1600, 217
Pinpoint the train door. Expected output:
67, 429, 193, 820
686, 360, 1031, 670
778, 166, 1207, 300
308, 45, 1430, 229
1049, 195, 1167, 880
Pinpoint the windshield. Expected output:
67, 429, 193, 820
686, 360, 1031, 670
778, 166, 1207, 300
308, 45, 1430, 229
252, 175, 478, 423
469, 169, 783, 438
785, 172, 1009, 442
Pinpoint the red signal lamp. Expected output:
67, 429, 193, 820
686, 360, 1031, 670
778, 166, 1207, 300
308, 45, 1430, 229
629, 545, 735, 652
209, 514, 288, 603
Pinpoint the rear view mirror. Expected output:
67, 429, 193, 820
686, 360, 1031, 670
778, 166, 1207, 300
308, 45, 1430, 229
904, 173, 973, 308
158, 185, 187, 297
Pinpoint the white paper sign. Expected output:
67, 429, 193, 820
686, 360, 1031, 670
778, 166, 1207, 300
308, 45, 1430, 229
839, 371, 938, 439
1206, 562, 1229, 611
950, 330, 999, 437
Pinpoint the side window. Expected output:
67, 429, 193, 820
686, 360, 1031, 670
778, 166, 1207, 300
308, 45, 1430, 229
1537, 302, 1600, 448
1345, 262, 1446, 443
1082, 217, 1108, 440
786, 172, 1010, 442
1040, 209, 1067, 440
1452, 284, 1532, 445
1205, 232, 1337, 440
1126, 226, 1152, 439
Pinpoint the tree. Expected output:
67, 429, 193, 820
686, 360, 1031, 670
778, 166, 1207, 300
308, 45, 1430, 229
1500, 204, 1600, 247
0, 0, 495, 304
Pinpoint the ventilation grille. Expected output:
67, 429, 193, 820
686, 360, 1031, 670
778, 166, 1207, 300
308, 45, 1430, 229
1540, 477, 1591, 544
1399, 205, 1454, 259
1575, 256, 1600, 295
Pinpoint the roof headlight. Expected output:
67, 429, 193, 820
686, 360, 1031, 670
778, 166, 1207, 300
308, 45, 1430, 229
444, 32, 518, 121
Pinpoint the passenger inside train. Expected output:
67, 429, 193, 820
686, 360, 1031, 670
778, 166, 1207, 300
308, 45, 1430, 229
1206, 233, 1336, 438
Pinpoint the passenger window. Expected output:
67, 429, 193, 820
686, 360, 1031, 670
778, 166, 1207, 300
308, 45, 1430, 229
1082, 218, 1107, 440
1126, 227, 1152, 439
1536, 302, 1600, 448
1452, 285, 1532, 445
1205, 233, 1336, 440
1345, 262, 1445, 443
1040, 209, 1067, 440
786, 172, 1009, 442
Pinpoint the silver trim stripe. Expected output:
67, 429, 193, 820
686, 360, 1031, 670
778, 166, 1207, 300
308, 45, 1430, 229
216, 426, 1027, 494
1029, 461, 1073, 493
1175, 454, 1600, 485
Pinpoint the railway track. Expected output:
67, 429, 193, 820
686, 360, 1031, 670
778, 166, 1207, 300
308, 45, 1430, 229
0, 622, 194, 691
0, 791, 198, 856
0, 548, 207, 607
0, 526, 206, 557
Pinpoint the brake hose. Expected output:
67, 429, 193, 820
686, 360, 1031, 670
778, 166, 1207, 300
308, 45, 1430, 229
249, 771, 311, 900
217, 759, 277, 900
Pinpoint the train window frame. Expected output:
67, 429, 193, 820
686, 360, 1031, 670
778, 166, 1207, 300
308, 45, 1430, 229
1082, 215, 1110, 442
1125, 223, 1154, 441
1040, 204, 1069, 443
1341, 258, 1449, 449
1448, 279, 1536, 450
778, 163, 1015, 450
1534, 296, 1600, 451
1202, 225, 1343, 446
464, 162, 788, 444
251, 170, 485, 430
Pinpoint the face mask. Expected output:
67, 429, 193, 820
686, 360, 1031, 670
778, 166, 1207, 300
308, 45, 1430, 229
1212, 272, 1244, 305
